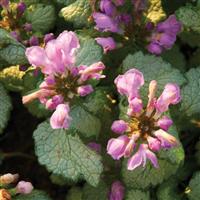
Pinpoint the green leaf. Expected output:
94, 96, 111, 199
82, 181, 109, 200
60, 0, 91, 28
13, 190, 52, 200
176, 5, 200, 33
179, 67, 200, 118
82, 87, 116, 141
0, 29, 27, 68
26, 4, 56, 34
161, 45, 186, 72
70, 105, 101, 139
0, 65, 25, 92
121, 126, 184, 189
76, 38, 103, 66
66, 187, 82, 200
34, 121, 103, 186
125, 189, 150, 200
187, 171, 200, 200
0, 84, 12, 134
83, 87, 115, 120
156, 178, 182, 200
122, 52, 186, 104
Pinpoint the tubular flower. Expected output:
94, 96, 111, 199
147, 15, 182, 55
107, 68, 181, 170
92, 0, 131, 34
23, 31, 105, 129
109, 181, 125, 200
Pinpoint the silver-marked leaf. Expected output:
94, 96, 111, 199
26, 4, 55, 34
76, 38, 103, 66
180, 67, 200, 117
34, 122, 103, 186
70, 105, 101, 139
176, 5, 200, 33
0, 29, 27, 68
60, 0, 91, 28
0, 84, 12, 134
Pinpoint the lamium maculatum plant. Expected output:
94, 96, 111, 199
0, 0, 199, 200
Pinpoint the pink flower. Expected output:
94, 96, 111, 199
77, 85, 94, 96
45, 95, 64, 110
50, 104, 71, 129
87, 142, 101, 153
147, 15, 182, 55
16, 181, 33, 194
100, 0, 116, 16
153, 129, 178, 149
109, 181, 125, 200
114, 68, 144, 100
147, 136, 161, 151
78, 62, 105, 82
156, 83, 181, 114
26, 31, 80, 75
111, 120, 128, 134
44, 33, 54, 44
107, 135, 130, 160
93, 12, 121, 33
107, 68, 181, 170
95, 37, 116, 53
157, 116, 173, 131
127, 97, 143, 115
24, 31, 105, 130
127, 144, 159, 170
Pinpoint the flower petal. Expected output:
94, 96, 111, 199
50, 103, 72, 129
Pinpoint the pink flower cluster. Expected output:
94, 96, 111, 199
23, 31, 105, 129
107, 68, 181, 170
147, 15, 182, 55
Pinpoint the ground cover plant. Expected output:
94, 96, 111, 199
0, 0, 200, 199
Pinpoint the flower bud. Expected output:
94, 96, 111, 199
109, 181, 125, 200
0, 173, 19, 185
16, 181, 33, 194
23, 23, 32, 32
29, 36, 39, 46
0, 189, 11, 200
17, 2, 26, 16
44, 33, 54, 44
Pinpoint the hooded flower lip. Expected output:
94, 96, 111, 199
114, 68, 144, 100
95, 37, 116, 53
147, 15, 182, 55
107, 68, 180, 170
23, 31, 105, 129
50, 103, 71, 129
127, 144, 159, 170
93, 12, 121, 33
